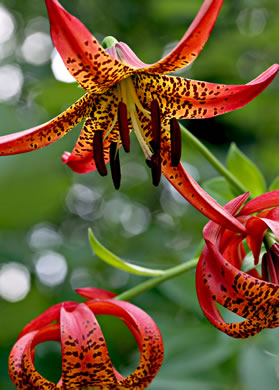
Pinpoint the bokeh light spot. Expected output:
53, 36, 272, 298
35, 251, 67, 287
21, 32, 52, 65
0, 5, 15, 43
0, 64, 23, 102
0, 263, 30, 302
28, 223, 63, 249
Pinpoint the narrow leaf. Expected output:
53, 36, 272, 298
227, 143, 266, 197
88, 229, 164, 276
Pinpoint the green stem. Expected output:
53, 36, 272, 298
115, 258, 198, 301
179, 123, 248, 196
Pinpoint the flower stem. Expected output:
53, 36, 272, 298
115, 258, 198, 301
179, 123, 248, 195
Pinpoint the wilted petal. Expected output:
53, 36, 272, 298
45, 0, 135, 94
0, 94, 93, 156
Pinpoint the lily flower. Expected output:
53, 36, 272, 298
0, 0, 278, 232
196, 190, 279, 338
9, 287, 164, 389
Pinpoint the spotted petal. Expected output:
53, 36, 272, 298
63, 88, 120, 174
196, 193, 279, 338
86, 299, 164, 389
0, 93, 93, 156
139, 0, 224, 74
9, 326, 62, 389
45, 0, 135, 94
61, 304, 117, 388
134, 64, 279, 120
196, 257, 266, 338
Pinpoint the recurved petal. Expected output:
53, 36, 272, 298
9, 326, 61, 389
63, 89, 121, 174
86, 299, 164, 389
196, 256, 265, 338
0, 93, 93, 156
45, 0, 134, 94
134, 65, 279, 120
203, 239, 279, 321
9, 331, 38, 390
139, 0, 223, 74
60, 304, 117, 388
238, 190, 279, 216
75, 287, 116, 300
18, 301, 77, 339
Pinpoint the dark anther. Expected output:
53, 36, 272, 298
170, 118, 182, 167
118, 101, 130, 153
146, 154, 161, 187
93, 130, 107, 176
109, 142, 121, 190
151, 100, 161, 152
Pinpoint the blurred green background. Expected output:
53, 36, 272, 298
0, 0, 279, 389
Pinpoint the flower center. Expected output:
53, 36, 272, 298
94, 37, 182, 189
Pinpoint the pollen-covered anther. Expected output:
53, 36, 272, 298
110, 142, 121, 190
118, 101, 130, 153
170, 118, 182, 167
93, 130, 107, 176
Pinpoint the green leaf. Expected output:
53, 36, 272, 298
227, 143, 266, 197
269, 176, 279, 191
88, 229, 165, 277
203, 177, 235, 205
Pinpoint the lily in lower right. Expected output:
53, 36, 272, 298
196, 190, 279, 338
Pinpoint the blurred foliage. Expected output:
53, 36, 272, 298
0, 0, 279, 389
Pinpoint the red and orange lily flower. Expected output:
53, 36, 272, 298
196, 190, 279, 338
9, 288, 164, 389
0, 0, 278, 232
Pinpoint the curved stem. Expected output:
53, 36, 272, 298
179, 123, 248, 196
115, 258, 198, 301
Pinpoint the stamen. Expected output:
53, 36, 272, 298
118, 101, 130, 153
151, 100, 161, 152
109, 142, 121, 190
151, 155, 161, 187
93, 130, 107, 176
170, 118, 182, 167
146, 153, 161, 187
